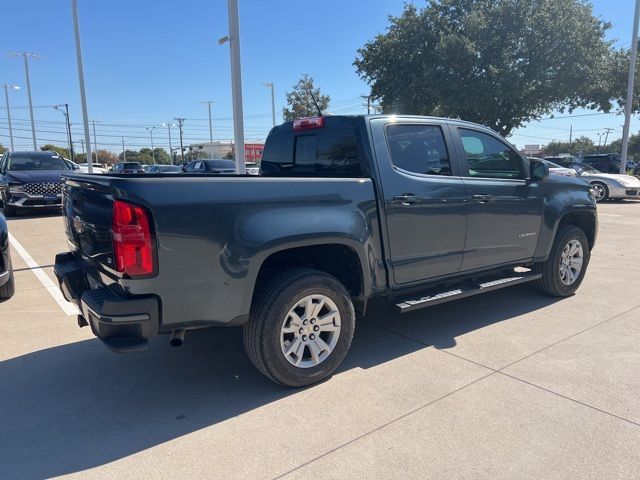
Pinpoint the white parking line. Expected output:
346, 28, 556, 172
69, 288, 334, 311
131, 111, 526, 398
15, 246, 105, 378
8, 233, 79, 316
599, 213, 623, 217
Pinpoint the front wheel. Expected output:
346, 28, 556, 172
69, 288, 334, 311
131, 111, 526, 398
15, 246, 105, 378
243, 268, 355, 387
590, 181, 608, 202
0, 270, 15, 300
534, 225, 590, 297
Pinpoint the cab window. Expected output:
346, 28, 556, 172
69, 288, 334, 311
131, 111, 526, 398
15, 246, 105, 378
459, 129, 525, 179
386, 124, 451, 176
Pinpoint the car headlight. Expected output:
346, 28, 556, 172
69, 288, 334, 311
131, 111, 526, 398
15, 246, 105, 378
8, 184, 23, 193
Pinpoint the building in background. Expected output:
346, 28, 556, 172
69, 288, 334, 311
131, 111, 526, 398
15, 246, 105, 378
521, 144, 544, 156
189, 141, 264, 162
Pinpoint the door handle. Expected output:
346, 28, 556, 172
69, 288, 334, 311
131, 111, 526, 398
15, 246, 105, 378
393, 194, 421, 205
471, 194, 494, 203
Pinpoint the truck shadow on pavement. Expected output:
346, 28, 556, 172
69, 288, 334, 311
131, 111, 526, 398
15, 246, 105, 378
0, 284, 558, 479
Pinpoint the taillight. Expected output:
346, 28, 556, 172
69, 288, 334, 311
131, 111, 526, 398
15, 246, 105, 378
293, 116, 325, 130
112, 199, 156, 277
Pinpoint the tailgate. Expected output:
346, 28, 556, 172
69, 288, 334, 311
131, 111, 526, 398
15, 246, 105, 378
63, 176, 116, 270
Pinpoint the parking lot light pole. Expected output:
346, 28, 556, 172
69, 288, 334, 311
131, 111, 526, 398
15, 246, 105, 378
219, 0, 246, 174
621, 0, 640, 174
91, 119, 99, 163
162, 122, 176, 162
263, 82, 275, 127
71, 0, 93, 174
146, 126, 157, 163
2, 84, 20, 151
11, 52, 39, 150
200, 101, 214, 142
121, 137, 126, 161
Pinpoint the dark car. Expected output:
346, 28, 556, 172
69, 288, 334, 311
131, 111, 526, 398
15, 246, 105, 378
582, 153, 635, 174
182, 159, 236, 174
55, 114, 597, 387
110, 162, 145, 174
0, 151, 72, 216
0, 212, 15, 299
147, 164, 182, 174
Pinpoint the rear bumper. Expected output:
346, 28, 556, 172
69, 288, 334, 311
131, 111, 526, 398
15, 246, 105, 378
54, 252, 160, 352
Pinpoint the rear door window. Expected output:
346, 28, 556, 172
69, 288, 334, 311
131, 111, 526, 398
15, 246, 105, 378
385, 124, 451, 176
459, 129, 525, 179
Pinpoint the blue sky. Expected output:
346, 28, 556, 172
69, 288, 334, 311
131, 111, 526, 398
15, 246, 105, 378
0, 0, 638, 152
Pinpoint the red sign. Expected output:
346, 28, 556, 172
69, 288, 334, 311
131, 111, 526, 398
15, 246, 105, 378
244, 143, 264, 162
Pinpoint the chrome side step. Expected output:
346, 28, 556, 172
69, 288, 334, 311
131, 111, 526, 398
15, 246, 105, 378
395, 271, 542, 313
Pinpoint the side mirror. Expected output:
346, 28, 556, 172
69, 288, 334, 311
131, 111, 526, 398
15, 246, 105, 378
529, 159, 549, 182
73, 164, 80, 171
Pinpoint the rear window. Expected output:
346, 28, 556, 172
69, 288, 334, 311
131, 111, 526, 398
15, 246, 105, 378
123, 162, 142, 169
261, 127, 362, 176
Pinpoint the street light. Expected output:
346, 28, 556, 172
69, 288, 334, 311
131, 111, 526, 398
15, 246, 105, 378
200, 101, 214, 142
263, 82, 275, 127
162, 122, 176, 163
11, 52, 40, 150
53, 104, 74, 162
1, 84, 20, 151
91, 119, 100, 163
219, 0, 246, 174
146, 126, 157, 163
71, 0, 93, 174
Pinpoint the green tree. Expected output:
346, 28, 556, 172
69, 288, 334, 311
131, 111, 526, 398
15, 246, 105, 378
282, 74, 330, 121
608, 132, 640, 160
542, 136, 597, 156
41, 144, 70, 158
0, 144, 5, 155
94, 149, 119, 166
153, 148, 172, 164
119, 150, 140, 163
355, 0, 615, 136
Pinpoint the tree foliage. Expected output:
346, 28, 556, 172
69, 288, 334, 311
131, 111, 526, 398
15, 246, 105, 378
542, 136, 597, 156
41, 144, 70, 158
0, 144, 5, 155
355, 0, 615, 136
118, 148, 171, 164
282, 74, 330, 121
608, 132, 640, 160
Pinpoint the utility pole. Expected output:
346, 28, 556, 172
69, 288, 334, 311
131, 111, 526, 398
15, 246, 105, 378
54, 104, 75, 162
121, 137, 126, 161
80, 139, 85, 154
146, 126, 157, 163
200, 101, 214, 142
162, 122, 175, 163
12, 52, 39, 149
597, 132, 604, 152
2, 84, 20, 151
219, 0, 246, 174
91, 119, 99, 163
71, 0, 93, 173
621, 0, 640, 174
361, 94, 371, 114
569, 125, 573, 147
263, 82, 276, 127
603, 127, 614, 149
174, 117, 185, 162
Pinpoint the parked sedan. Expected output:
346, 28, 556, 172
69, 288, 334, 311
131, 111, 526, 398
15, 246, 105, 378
565, 162, 640, 202
182, 159, 236, 174
147, 164, 182, 174
110, 162, 145, 174
0, 212, 15, 299
77, 163, 107, 174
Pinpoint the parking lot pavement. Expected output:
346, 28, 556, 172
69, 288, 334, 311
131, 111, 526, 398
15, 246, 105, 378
0, 202, 639, 480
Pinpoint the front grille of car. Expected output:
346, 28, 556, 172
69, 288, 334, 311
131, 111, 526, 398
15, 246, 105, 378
22, 182, 64, 196
626, 189, 639, 196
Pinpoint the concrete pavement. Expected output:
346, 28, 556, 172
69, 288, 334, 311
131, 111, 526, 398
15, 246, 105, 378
0, 202, 639, 479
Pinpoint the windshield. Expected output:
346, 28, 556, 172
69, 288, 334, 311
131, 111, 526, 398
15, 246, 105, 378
7, 155, 70, 171
573, 164, 601, 174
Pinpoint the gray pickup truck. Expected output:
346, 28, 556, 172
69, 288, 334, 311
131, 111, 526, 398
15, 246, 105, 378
54, 115, 598, 386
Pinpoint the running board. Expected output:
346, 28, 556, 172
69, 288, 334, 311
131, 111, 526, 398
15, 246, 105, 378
395, 272, 542, 313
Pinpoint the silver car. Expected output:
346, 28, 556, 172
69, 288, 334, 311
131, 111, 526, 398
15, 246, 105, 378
568, 163, 640, 202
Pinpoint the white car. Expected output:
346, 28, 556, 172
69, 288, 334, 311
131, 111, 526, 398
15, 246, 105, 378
77, 163, 107, 174
246, 162, 260, 175
527, 158, 576, 177
566, 163, 640, 202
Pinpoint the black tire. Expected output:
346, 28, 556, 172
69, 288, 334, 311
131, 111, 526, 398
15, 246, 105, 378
534, 225, 590, 297
0, 270, 15, 300
243, 268, 355, 387
590, 181, 609, 202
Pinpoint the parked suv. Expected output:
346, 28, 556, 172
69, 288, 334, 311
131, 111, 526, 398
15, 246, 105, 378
110, 162, 145, 174
0, 151, 72, 216
581, 154, 635, 174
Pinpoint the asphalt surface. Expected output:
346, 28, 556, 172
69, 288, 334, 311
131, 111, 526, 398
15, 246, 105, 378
1, 201, 639, 480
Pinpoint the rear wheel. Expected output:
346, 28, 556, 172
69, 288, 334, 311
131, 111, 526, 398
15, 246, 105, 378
534, 225, 590, 297
0, 270, 15, 300
590, 181, 608, 202
243, 268, 355, 387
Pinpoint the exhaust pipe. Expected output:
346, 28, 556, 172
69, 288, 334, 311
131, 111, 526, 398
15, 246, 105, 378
169, 329, 186, 347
